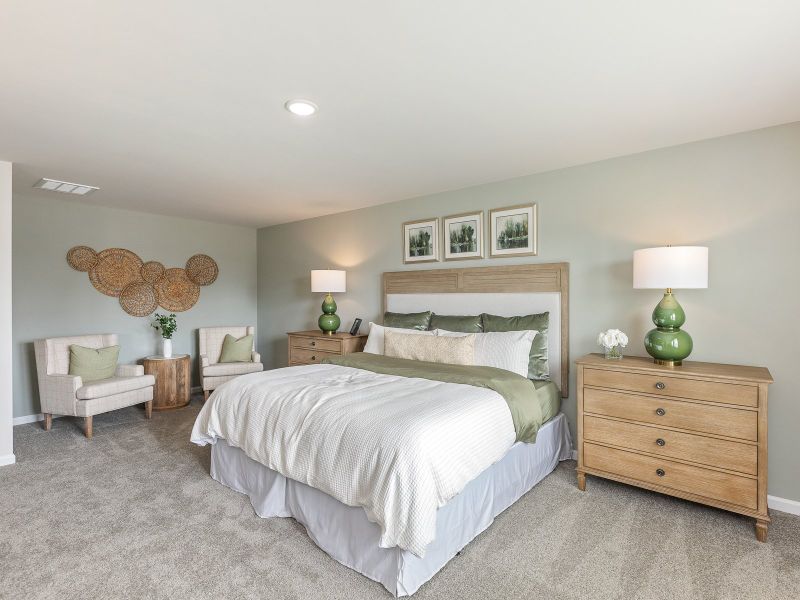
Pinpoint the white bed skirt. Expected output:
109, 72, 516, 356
210, 412, 573, 597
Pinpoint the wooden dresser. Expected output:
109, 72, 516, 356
575, 353, 773, 541
287, 330, 368, 366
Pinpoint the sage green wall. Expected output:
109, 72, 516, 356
257, 122, 800, 502
13, 194, 257, 419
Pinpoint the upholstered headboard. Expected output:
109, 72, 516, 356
383, 263, 569, 397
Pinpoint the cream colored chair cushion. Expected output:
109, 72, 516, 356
76, 374, 156, 400
203, 362, 263, 377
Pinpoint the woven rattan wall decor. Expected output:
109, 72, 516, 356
67, 246, 218, 316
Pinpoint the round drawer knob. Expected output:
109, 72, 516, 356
656, 438, 666, 447
655, 381, 666, 390
311, 341, 316, 347
656, 468, 666, 477
656, 408, 666, 416
311, 355, 316, 361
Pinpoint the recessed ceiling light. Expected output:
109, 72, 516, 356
33, 178, 99, 195
285, 99, 318, 117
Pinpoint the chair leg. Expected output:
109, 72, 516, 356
204, 390, 210, 402
144, 400, 153, 419
43, 413, 52, 431
84, 416, 93, 439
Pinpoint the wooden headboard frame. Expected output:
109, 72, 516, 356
382, 263, 570, 397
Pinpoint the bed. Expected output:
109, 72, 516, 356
191, 263, 572, 596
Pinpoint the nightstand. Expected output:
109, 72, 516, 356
575, 353, 772, 541
287, 330, 368, 366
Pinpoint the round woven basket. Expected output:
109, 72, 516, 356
89, 248, 144, 297
141, 261, 166, 284
185, 254, 219, 286
119, 281, 159, 317
155, 268, 200, 312
66, 246, 99, 272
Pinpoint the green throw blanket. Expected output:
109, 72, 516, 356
324, 353, 560, 443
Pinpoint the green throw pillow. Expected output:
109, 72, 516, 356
482, 312, 549, 380
430, 314, 483, 333
219, 334, 254, 363
383, 311, 432, 331
69, 345, 120, 382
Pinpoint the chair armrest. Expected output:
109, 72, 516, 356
200, 354, 209, 368
116, 364, 144, 377
40, 374, 82, 415
252, 351, 261, 364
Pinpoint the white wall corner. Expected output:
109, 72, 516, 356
0, 160, 14, 467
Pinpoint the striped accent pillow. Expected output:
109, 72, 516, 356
384, 330, 475, 366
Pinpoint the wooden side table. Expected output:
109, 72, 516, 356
142, 354, 191, 410
287, 330, 368, 366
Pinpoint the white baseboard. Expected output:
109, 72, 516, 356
0, 453, 16, 466
768, 495, 800, 516
13, 413, 64, 426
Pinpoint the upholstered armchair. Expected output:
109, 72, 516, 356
199, 326, 263, 400
34, 334, 155, 438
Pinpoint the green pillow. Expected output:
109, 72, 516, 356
219, 334, 254, 363
430, 314, 483, 333
69, 345, 120, 382
482, 312, 549, 380
383, 311, 432, 331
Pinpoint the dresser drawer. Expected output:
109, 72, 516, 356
583, 368, 757, 407
584, 442, 757, 509
584, 415, 757, 475
584, 388, 757, 441
290, 335, 342, 353
289, 347, 337, 365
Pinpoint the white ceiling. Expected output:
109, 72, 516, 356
2, 1, 799, 227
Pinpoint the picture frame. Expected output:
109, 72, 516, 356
402, 218, 439, 263
442, 211, 484, 261
488, 203, 538, 257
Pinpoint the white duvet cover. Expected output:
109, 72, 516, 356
190, 363, 516, 557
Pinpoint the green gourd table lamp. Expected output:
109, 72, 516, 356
633, 246, 708, 366
311, 269, 346, 335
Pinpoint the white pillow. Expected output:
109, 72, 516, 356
384, 330, 475, 365
363, 322, 435, 355
435, 329, 537, 378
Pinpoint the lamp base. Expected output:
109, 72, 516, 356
643, 291, 693, 365
318, 293, 341, 335
654, 358, 682, 367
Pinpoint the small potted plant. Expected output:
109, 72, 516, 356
152, 313, 177, 358
597, 328, 628, 360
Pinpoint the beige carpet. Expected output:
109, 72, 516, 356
2, 398, 798, 600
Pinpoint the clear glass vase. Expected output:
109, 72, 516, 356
604, 346, 623, 360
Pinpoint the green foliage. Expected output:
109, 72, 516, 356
152, 313, 177, 339
408, 227, 432, 257
449, 222, 477, 253
497, 215, 529, 249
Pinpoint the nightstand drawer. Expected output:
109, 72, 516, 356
584, 368, 758, 407
584, 442, 757, 509
290, 347, 337, 364
584, 388, 757, 441
584, 415, 757, 475
290, 336, 342, 352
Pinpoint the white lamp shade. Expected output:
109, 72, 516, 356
633, 246, 708, 289
311, 269, 346, 293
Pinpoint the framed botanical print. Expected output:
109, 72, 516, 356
489, 203, 538, 257
402, 218, 439, 263
443, 211, 483, 261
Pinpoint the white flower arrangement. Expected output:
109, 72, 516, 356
597, 328, 628, 350
597, 329, 628, 359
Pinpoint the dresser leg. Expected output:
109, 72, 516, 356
577, 472, 586, 491
755, 519, 768, 542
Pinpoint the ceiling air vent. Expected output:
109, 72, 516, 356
33, 178, 99, 195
